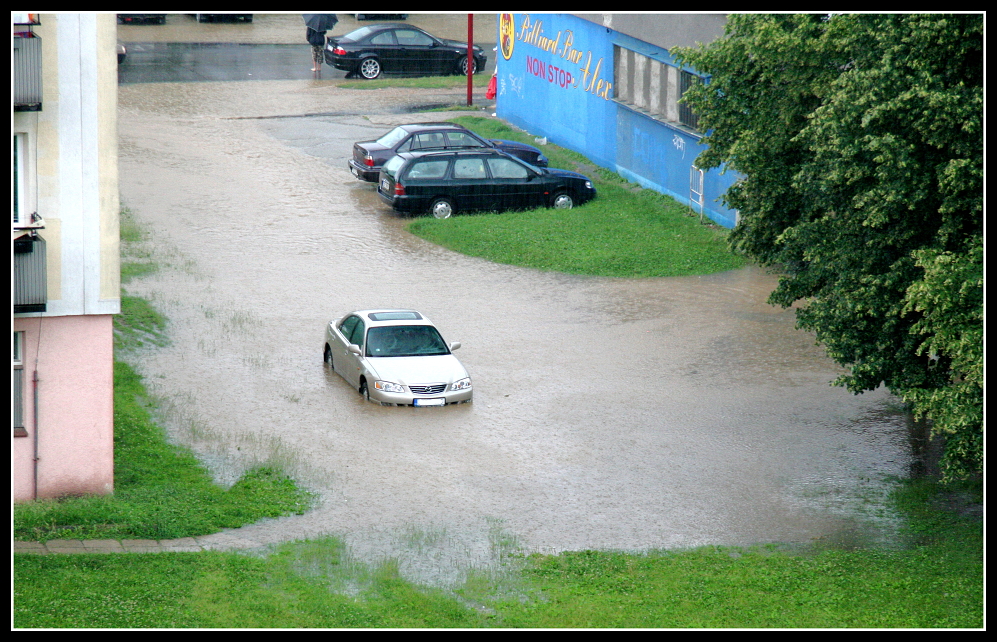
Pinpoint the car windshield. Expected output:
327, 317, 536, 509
376, 127, 410, 149
365, 325, 450, 357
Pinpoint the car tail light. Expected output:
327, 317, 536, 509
364, 156, 374, 167
333, 46, 347, 55
394, 182, 405, 196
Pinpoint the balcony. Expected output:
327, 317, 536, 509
13, 34, 43, 111
14, 235, 47, 313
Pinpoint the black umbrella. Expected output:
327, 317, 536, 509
303, 14, 338, 32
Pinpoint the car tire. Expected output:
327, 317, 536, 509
359, 58, 382, 80
551, 191, 575, 209
430, 197, 455, 219
359, 379, 370, 402
324, 344, 334, 369
458, 57, 478, 76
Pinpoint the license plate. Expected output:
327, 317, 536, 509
381, 178, 390, 191
352, 166, 359, 177
414, 398, 445, 407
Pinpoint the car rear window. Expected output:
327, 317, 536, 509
382, 155, 406, 178
368, 311, 423, 321
344, 26, 376, 42
376, 127, 410, 148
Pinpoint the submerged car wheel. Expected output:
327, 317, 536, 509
324, 344, 333, 369
359, 379, 370, 402
359, 58, 382, 80
430, 197, 455, 219
551, 192, 575, 209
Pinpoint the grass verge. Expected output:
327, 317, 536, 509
14, 479, 982, 628
337, 73, 490, 91
404, 116, 745, 278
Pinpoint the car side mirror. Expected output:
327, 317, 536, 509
349, 344, 362, 356
449, 341, 461, 351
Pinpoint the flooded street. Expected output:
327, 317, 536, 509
118, 76, 914, 583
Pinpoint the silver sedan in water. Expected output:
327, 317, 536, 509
324, 309, 472, 406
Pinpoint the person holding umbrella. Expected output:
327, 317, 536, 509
304, 14, 338, 73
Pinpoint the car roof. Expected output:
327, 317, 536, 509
396, 122, 471, 134
345, 23, 425, 38
395, 148, 515, 162
348, 309, 436, 327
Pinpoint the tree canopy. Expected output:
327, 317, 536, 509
674, 14, 983, 479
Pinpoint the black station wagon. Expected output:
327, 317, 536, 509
377, 149, 596, 218
350, 122, 548, 182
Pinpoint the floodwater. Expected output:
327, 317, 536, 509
117, 78, 915, 585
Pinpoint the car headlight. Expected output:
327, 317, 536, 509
585, 181, 593, 190
450, 378, 472, 391
374, 381, 405, 393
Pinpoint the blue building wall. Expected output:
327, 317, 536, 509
495, 13, 740, 229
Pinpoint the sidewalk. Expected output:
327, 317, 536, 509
14, 531, 271, 555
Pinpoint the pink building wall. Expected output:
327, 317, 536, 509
13, 314, 115, 502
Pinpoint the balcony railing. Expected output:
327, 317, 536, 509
14, 235, 47, 313
13, 34, 43, 111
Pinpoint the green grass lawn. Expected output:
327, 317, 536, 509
14, 480, 982, 628
404, 116, 745, 277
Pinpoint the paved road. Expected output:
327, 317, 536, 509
117, 13, 497, 84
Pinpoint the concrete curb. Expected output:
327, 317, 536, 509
14, 533, 270, 555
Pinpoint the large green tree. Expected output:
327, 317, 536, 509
675, 14, 983, 479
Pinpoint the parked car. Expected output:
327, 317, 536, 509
350, 122, 548, 182
325, 309, 472, 406
377, 148, 597, 218
325, 23, 486, 80
195, 14, 252, 23
355, 14, 408, 20
117, 14, 167, 25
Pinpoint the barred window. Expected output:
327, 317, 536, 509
613, 45, 703, 133
678, 70, 702, 130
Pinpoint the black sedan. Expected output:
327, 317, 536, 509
325, 23, 486, 80
377, 148, 596, 218
350, 122, 548, 182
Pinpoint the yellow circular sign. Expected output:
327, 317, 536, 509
500, 13, 515, 61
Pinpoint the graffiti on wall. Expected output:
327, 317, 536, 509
500, 13, 613, 100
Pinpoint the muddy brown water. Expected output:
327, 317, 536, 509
118, 78, 915, 585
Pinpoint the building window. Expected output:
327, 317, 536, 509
613, 45, 703, 133
13, 133, 41, 228
14, 332, 27, 437
14, 134, 25, 224
678, 70, 702, 131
